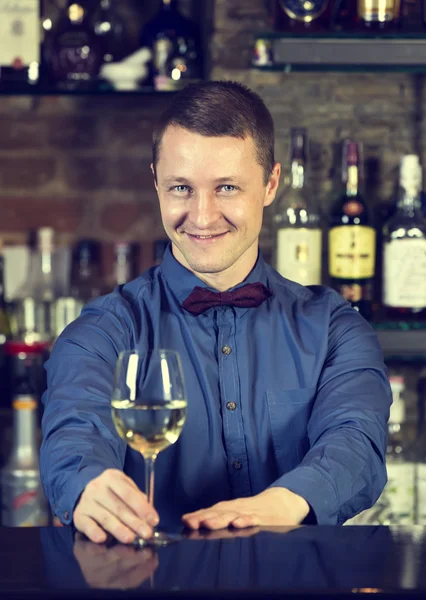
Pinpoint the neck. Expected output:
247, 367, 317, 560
172, 241, 259, 291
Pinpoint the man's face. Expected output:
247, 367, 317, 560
153, 125, 280, 280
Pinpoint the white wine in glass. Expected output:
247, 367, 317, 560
111, 349, 187, 547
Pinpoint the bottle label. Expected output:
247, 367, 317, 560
329, 226, 376, 279
1, 476, 49, 527
384, 239, 426, 308
276, 228, 322, 286
0, 0, 40, 66
279, 0, 329, 22
358, 0, 400, 22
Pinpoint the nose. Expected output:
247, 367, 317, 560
187, 191, 221, 230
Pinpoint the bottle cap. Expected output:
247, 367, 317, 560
389, 375, 405, 394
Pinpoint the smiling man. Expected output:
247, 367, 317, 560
40, 81, 391, 544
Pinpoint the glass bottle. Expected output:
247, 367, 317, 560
1, 348, 49, 527
139, 0, 203, 91
328, 140, 376, 320
114, 242, 133, 286
271, 0, 333, 32
357, 0, 403, 32
91, 0, 129, 65
0, 0, 41, 90
273, 128, 322, 286
345, 374, 415, 525
70, 240, 104, 305
46, 0, 102, 90
11, 228, 58, 344
382, 155, 426, 318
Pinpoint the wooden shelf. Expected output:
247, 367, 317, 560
372, 322, 426, 362
253, 33, 426, 73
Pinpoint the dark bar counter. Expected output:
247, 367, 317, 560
1, 525, 426, 599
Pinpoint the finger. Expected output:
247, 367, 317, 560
95, 489, 154, 539
103, 472, 159, 526
74, 514, 108, 544
90, 504, 149, 544
199, 511, 242, 530
231, 515, 258, 528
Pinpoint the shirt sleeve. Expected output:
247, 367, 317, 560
269, 293, 392, 525
40, 297, 132, 525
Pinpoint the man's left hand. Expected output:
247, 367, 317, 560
182, 487, 310, 530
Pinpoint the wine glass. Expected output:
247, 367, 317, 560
111, 349, 187, 547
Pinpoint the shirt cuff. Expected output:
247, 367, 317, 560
269, 465, 339, 525
53, 465, 108, 526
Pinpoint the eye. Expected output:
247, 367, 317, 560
171, 185, 192, 194
219, 185, 238, 193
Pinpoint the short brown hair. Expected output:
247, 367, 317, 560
152, 80, 275, 185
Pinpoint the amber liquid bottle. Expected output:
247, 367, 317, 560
357, 0, 403, 32
271, 0, 333, 32
328, 140, 376, 320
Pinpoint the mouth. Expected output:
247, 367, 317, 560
185, 232, 228, 243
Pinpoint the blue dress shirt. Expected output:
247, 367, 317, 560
40, 245, 391, 528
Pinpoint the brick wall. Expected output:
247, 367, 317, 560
0, 0, 423, 273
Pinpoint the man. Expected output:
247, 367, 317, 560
40, 81, 391, 545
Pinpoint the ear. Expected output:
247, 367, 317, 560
264, 162, 281, 208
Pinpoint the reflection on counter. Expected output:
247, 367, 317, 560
35, 525, 425, 594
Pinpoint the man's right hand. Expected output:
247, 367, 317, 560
73, 469, 159, 544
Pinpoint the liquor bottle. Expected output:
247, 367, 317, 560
46, 0, 102, 90
139, 0, 203, 91
70, 239, 104, 304
11, 228, 58, 344
271, 0, 333, 32
273, 128, 322, 286
0, 0, 41, 90
1, 348, 49, 527
382, 155, 426, 317
91, 0, 129, 65
357, 0, 403, 31
114, 242, 134, 286
345, 374, 415, 525
328, 140, 376, 320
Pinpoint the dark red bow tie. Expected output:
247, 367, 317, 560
181, 282, 272, 316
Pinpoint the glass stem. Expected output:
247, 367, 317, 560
144, 454, 157, 507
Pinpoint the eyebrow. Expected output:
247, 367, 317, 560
161, 176, 242, 186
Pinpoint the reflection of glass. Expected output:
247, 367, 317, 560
40, 525, 396, 593
74, 534, 158, 589
111, 349, 187, 547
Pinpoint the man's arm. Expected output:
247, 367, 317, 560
269, 295, 391, 525
41, 298, 158, 542
182, 293, 391, 530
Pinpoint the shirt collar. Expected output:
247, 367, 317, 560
159, 243, 271, 315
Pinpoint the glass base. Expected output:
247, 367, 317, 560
133, 530, 182, 548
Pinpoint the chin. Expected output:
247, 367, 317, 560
186, 258, 230, 274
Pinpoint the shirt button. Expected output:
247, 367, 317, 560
64, 511, 69, 520
233, 460, 242, 470
222, 345, 232, 355
226, 401, 237, 411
